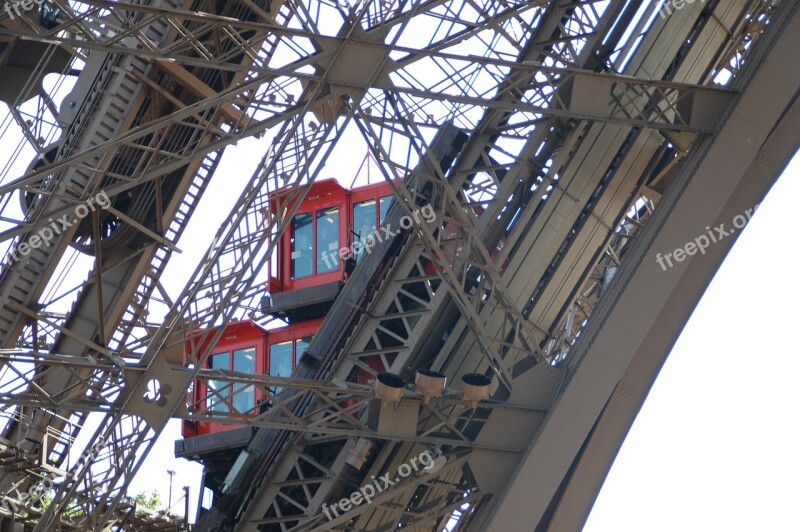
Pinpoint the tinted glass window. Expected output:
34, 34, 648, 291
269, 341, 293, 394
353, 200, 376, 262
232, 347, 256, 413
209, 352, 229, 412
316, 207, 339, 273
291, 212, 313, 278
379, 195, 392, 224
296, 336, 312, 361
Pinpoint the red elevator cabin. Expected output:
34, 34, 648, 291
182, 319, 322, 438
266, 178, 394, 321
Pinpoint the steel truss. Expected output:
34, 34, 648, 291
0, 350, 543, 451
0, 0, 784, 529
230, 1, 784, 530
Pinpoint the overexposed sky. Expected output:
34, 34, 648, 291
585, 150, 800, 531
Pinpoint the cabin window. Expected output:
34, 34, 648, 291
352, 196, 394, 262
291, 206, 340, 278
269, 337, 314, 393
353, 200, 376, 261
232, 348, 255, 413
207, 347, 256, 413
291, 212, 313, 278
209, 353, 228, 413
379, 195, 392, 223
316, 206, 339, 273
296, 336, 312, 361
269, 340, 293, 393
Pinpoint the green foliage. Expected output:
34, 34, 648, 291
40, 490, 54, 508
133, 490, 162, 512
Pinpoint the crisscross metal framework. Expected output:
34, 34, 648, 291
0, 0, 789, 529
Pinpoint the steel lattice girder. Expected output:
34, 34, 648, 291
29, 1, 410, 527
0, 0, 311, 524
0, 57, 735, 244
233, 0, 621, 525
233, 0, 635, 526
20, 0, 600, 524
0, 0, 310, 525
0, 5, 735, 242
0, 0, 782, 528
230, 0, 788, 523
483, 4, 800, 529
0, 350, 544, 451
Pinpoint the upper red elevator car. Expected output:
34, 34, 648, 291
264, 179, 395, 321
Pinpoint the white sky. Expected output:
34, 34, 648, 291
585, 150, 800, 531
